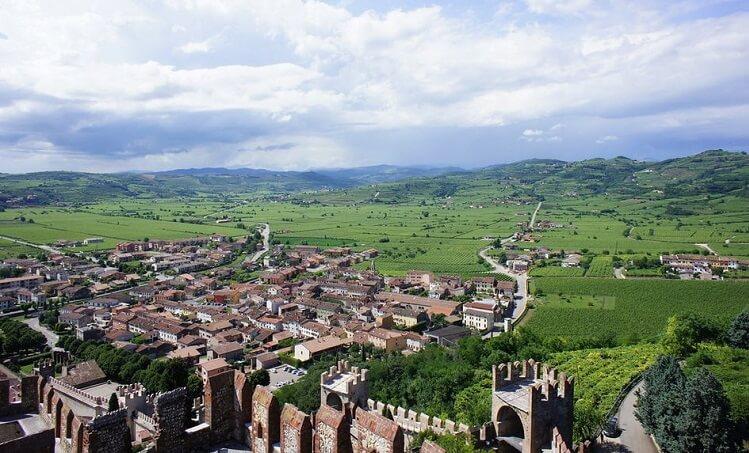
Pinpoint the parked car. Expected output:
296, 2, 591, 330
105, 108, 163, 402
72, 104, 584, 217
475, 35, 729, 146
603, 416, 621, 438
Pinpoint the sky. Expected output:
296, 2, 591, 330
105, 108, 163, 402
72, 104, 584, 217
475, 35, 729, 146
0, 0, 748, 173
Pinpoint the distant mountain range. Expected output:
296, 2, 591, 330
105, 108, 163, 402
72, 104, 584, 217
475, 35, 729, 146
0, 164, 461, 206
0, 150, 745, 206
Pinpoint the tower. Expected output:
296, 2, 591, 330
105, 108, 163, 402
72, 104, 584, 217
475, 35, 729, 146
320, 360, 369, 410
491, 359, 574, 453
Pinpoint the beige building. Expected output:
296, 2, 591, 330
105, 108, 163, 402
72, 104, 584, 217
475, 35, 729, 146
295, 335, 349, 362
367, 328, 406, 352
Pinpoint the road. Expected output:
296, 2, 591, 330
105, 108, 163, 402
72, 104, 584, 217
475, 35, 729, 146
23, 316, 59, 348
247, 223, 270, 265
479, 246, 528, 323
0, 235, 61, 254
529, 201, 542, 229
598, 382, 657, 453
695, 243, 718, 255
201, 200, 249, 220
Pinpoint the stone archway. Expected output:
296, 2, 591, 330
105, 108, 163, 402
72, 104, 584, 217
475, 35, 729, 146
325, 392, 343, 411
496, 405, 524, 439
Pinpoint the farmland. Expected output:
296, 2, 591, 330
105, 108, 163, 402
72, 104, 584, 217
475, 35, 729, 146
525, 278, 749, 341
0, 238, 39, 260
0, 207, 250, 252
584, 256, 613, 277
519, 195, 749, 258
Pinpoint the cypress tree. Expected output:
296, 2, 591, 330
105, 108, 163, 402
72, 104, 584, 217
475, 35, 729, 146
108, 392, 119, 412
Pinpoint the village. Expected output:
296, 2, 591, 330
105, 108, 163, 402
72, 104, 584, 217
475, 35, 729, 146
0, 219, 746, 453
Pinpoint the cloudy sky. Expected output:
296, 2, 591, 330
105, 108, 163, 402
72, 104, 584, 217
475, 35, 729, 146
1, 0, 748, 173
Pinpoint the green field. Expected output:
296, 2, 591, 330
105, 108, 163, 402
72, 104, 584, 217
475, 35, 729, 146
526, 278, 749, 341
0, 207, 250, 252
585, 256, 613, 277
521, 195, 749, 257
0, 238, 39, 260
530, 266, 586, 277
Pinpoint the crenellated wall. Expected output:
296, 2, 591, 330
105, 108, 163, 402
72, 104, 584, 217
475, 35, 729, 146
153, 387, 190, 453
492, 360, 575, 453
83, 408, 131, 453
321, 359, 369, 409
365, 399, 471, 437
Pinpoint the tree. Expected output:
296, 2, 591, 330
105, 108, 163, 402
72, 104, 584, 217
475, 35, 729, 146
248, 369, 270, 389
108, 392, 120, 412
726, 310, 749, 349
187, 374, 203, 399
637, 357, 740, 453
454, 382, 491, 426
636, 355, 687, 440
674, 369, 739, 452
662, 314, 721, 357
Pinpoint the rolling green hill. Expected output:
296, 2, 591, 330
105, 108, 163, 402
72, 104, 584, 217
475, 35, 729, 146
1, 150, 746, 207
306, 150, 748, 204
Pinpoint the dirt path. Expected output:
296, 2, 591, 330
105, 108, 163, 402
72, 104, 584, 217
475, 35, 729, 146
530, 201, 542, 228
0, 235, 61, 254
695, 243, 718, 255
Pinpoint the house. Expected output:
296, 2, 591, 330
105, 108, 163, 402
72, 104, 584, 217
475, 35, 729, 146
60, 285, 91, 300
424, 325, 472, 346
197, 358, 231, 382
403, 332, 430, 352
254, 315, 284, 332
507, 259, 529, 272
252, 351, 281, 370
157, 323, 192, 343
198, 319, 234, 339
0, 275, 44, 291
561, 254, 582, 268
299, 320, 330, 339
391, 308, 428, 328
59, 310, 93, 328
208, 341, 244, 361
294, 335, 350, 362
470, 276, 495, 294
375, 292, 461, 317
406, 270, 434, 287
463, 301, 500, 331
496, 280, 516, 297
367, 328, 406, 352
167, 346, 202, 365
59, 360, 107, 388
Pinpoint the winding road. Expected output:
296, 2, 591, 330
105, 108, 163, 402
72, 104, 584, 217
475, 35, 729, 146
479, 246, 528, 322
598, 382, 657, 453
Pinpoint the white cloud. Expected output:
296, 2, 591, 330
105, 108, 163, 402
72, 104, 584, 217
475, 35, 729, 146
596, 135, 619, 144
525, 0, 593, 15
0, 0, 747, 171
177, 39, 212, 54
